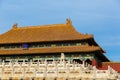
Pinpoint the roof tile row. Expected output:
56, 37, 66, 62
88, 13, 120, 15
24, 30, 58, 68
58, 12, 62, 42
0, 20, 93, 44
0, 46, 100, 55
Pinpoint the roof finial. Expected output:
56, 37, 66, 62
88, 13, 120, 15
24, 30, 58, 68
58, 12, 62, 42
12, 23, 18, 29
66, 18, 72, 25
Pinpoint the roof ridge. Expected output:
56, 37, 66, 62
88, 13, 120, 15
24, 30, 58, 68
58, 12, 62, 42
12, 23, 67, 30
0, 19, 94, 44
12, 18, 73, 30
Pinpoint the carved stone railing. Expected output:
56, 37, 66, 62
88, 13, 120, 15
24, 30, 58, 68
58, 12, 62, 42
0, 62, 119, 80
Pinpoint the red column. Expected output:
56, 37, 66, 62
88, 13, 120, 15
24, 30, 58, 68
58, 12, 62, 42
92, 59, 98, 67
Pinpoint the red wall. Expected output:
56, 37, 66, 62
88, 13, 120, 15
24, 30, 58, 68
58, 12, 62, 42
92, 59, 98, 67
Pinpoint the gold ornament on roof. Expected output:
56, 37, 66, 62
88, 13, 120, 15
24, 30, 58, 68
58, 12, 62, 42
12, 23, 18, 29
66, 18, 72, 25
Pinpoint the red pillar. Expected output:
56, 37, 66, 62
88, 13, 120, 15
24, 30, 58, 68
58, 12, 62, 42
92, 59, 98, 67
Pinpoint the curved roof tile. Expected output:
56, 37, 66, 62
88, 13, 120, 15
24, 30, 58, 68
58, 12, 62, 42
0, 19, 93, 44
0, 46, 100, 55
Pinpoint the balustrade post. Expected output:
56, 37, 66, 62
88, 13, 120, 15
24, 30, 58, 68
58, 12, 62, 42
34, 68, 36, 77
93, 66, 96, 79
2, 66, 4, 78
44, 60, 47, 78
11, 63, 14, 78
37, 59, 39, 68
82, 60, 85, 68
66, 64, 70, 79
55, 65, 58, 77
2, 60, 4, 78
108, 65, 111, 78
22, 67, 25, 79
80, 65, 82, 74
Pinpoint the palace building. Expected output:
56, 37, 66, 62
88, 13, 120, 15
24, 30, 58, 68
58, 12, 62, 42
0, 19, 109, 66
0, 19, 120, 79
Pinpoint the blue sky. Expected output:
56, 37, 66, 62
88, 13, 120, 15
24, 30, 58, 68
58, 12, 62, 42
0, 0, 120, 61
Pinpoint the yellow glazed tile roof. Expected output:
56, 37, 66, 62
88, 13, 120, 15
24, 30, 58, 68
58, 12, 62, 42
0, 19, 93, 44
0, 46, 100, 55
